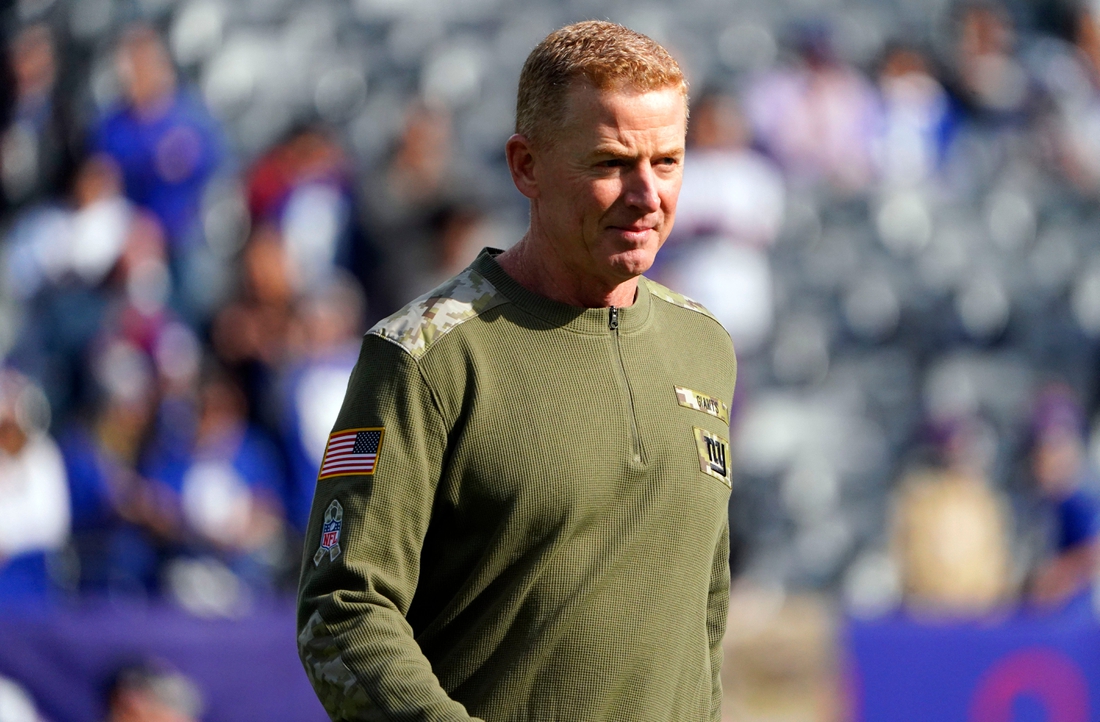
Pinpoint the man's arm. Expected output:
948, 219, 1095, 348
297, 337, 481, 721
1030, 542, 1099, 607
707, 516, 731, 720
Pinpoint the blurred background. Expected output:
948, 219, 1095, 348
0, 0, 1098, 719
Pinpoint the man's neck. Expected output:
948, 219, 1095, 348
495, 234, 638, 309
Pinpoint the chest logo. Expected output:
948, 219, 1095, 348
693, 427, 732, 488
319, 428, 384, 479
676, 387, 729, 424
314, 499, 344, 566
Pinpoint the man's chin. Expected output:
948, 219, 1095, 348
606, 248, 659, 279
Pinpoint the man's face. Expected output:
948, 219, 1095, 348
530, 83, 686, 287
1032, 428, 1083, 496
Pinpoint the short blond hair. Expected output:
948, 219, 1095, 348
515, 21, 687, 146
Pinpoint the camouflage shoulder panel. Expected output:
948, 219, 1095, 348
368, 267, 508, 359
298, 610, 384, 719
643, 277, 720, 323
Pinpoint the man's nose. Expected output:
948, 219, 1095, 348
623, 163, 661, 213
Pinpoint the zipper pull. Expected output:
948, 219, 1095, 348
609, 306, 619, 331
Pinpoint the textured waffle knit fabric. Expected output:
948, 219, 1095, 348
297, 248, 736, 721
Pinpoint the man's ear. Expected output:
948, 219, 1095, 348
506, 133, 539, 200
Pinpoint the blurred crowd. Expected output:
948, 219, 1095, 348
0, 16, 389, 612
0, 0, 1097, 635
1, 657, 204, 722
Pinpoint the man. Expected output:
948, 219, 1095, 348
94, 23, 225, 255
1027, 386, 1100, 609
105, 660, 204, 722
0, 369, 70, 602
298, 21, 736, 721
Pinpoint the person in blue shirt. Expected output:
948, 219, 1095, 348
1027, 385, 1100, 608
59, 356, 169, 597
275, 274, 365, 532
141, 364, 286, 599
92, 24, 225, 258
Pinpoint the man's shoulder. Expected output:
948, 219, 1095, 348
368, 266, 509, 359
643, 277, 722, 326
644, 278, 735, 365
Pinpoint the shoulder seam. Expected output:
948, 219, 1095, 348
355, 335, 450, 426
368, 329, 415, 355
366, 268, 509, 360
645, 278, 718, 321
644, 278, 736, 350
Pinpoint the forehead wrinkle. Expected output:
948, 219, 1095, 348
589, 139, 684, 160
589, 123, 686, 158
592, 108, 685, 138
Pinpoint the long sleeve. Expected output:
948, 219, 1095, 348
296, 336, 481, 721
707, 517, 731, 720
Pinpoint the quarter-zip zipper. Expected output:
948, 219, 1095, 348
609, 306, 644, 464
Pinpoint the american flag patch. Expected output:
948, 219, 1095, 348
318, 428, 384, 479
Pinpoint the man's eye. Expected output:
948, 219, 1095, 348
600, 159, 627, 168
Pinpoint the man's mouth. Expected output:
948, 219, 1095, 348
608, 223, 657, 241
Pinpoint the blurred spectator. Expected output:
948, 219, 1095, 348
2, 155, 137, 415
367, 100, 471, 304
0, 674, 45, 722
104, 660, 202, 722
721, 588, 840, 722
380, 100, 456, 216
92, 24, 226, 259
952, 2, 1033, 120
1045, 7, 1100, 191
63, 156, 133, 287
674, 91, 785, 246
246, 122, 370, 295
656, 242, 774, 360
87, 210, 184, 387
278, 272, 365, 532
873, 44, 955, 187
1077, 6, 1100, 86
2, 155, 131, 298
658, 91, 780, 356
0, 370, 69, 602
141, 364, 286, 608
210, 224, 297, 415
1026, 385, 1100, 608
745, 24, 880, 190
891, 415, 1013, 617
0, 23, 78, 211
425, 203, 492, 287
60, 339, 174, 596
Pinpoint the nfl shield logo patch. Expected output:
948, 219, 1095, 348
313, 499, 344, 566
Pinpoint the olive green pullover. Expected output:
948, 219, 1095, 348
298, 249, 736, 721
